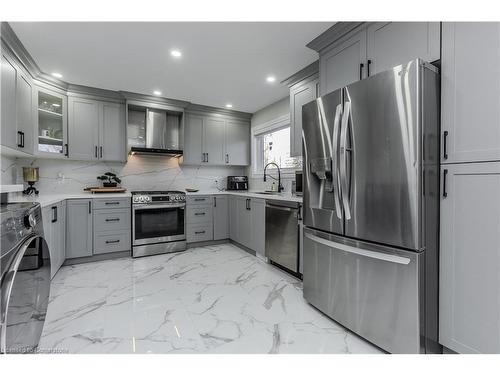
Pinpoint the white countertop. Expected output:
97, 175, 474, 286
9, 192, 131, 207
186, 190, 303, 203
0, 184, 24, 193
8, 190, 301, 207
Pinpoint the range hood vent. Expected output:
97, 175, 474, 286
127, 101, 184, 157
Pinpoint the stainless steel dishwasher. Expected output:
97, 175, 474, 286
265, 199, 301, 275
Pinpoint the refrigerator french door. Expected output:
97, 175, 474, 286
302, 59, 440, 353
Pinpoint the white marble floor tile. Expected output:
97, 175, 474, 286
39, 243, 384, 354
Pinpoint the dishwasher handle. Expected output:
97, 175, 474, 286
265, 203, 298, 212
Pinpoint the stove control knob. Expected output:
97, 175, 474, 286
145, 196, 151, 202
24, 213, 36, 229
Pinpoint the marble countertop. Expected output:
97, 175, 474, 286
7, 190, 301, 207
186, 191, 303, 203
9, 192, 132, 208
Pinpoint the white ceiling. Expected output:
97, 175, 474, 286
10, 22, 332, 113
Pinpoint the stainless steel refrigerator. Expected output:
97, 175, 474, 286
302, 59, 440, 353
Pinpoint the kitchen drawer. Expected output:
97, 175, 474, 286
186, 224, 213, 243
94, 208, 130, 232
94, 230, 131, 254
187, 205, 213, 224
93, 197, 131, 210
186, 195, 212, 205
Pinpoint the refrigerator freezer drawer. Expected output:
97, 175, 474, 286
303, 228, 423, 353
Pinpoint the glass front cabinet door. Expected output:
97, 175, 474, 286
34, 87, 68, 157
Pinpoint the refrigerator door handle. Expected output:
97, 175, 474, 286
304, 232, 411, 265
331, 103, 343, 219
340, 101, 352, 220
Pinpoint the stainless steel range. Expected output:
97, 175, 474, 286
132, 191, 186, 258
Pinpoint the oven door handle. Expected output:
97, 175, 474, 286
133, 203, 186, 210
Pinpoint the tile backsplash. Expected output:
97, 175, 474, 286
6, 155, 245, 194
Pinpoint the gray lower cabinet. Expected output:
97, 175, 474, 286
186, 196, 214, 243
229, 196, 265, 254
440, 162, 500, 353
93, 198, 131, 254
213, 195, 229, 240
41, 201, 65, 278
66, 199, 93, 259
251, 199, 265, 257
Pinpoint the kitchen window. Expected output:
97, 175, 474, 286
251, 115, 302, 176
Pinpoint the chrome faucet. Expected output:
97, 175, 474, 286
263, 162, 284, 192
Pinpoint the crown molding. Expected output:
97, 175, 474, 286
306, 22, 365, 52
281, 60, 319, 87
186, 103, 252, 120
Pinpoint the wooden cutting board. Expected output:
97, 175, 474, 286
84, 187, 127, 194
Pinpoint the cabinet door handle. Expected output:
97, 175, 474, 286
51, 206, 58, 223
105, 202, 120, 205
95, 145, 98, 158
442, 169, 448, 198
64, 143, 69, 157
194, 198, 205, 202
17, 131, 24, 148
225, 154, 229, 164
100, 146, 103, 159
195, 230, 206, 235
443, 131, 449, 160
206, 153, 209, 163
105, 218, 120, 222
367, 59, 372, 77
194, 212, 206, 216
214, 197, 217, 207
105, 239, 120, 244
359, 63, 364, 80
88, 201, 92, 214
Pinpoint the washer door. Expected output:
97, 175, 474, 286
0, 235, 50, 354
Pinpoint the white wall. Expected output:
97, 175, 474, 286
248, 96, 298, 192
7, 155, 244, 194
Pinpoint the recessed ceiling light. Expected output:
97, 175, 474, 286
266, 76, 276, 83
51, 72, 63, 79
170, 50, 182, 58
153, 90, 162, 96
225, 103, 233, 108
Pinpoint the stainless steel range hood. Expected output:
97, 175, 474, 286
127, 102, 184, 156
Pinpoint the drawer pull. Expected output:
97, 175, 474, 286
194, 198, 206, 201
105, 202, 120, 205
194, 212, 206, 216
195, 230, 206, 234
105, 218, 120, 222
105, 239, 120, 244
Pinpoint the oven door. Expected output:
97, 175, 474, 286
133, 203, 185, 246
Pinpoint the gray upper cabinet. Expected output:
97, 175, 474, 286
1, 52, 18, 150
225, 120, 250, 165
68, 97, 99, 160
213, 195, 229, 240
68, 96, 126, 161
183, 110, 250, 166
183, 113, 204, 164
318, 22, 440, 96
66, 199, 93, 259
290, 77, 318, 156
1, 50, 34, 155
366, 22, 440, 76
204, 117, 226, 165
441, 22, 500, 164
100, 102, 126, 161
320, 29, 367, 95
440, 162, 500, 353
16, 71, 34, 154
